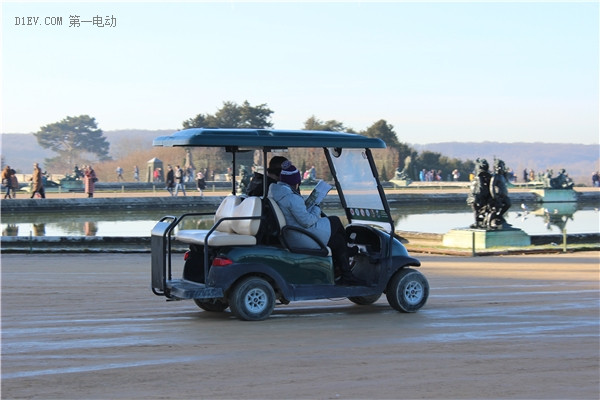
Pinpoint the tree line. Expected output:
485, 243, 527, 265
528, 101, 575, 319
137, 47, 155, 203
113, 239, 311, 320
33, 101, 475, 182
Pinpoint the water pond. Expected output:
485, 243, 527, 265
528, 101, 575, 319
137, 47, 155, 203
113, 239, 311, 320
2, 202, 598, 237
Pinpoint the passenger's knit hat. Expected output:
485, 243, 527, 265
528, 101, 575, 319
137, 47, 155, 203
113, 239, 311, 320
279, 160, 301, 186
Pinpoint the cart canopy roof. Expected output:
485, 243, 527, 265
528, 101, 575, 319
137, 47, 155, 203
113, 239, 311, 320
153, 128, 386, 149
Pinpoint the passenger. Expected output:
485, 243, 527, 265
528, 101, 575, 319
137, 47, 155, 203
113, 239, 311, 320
269, 161, 364, 286
246, 156, 288, 197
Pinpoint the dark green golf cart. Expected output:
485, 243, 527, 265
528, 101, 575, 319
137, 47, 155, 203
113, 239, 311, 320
151, 128, 429, 321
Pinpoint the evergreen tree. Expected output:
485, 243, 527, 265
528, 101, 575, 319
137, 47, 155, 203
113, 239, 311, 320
34, 115, 110, 169
182, 100, 274, 129
303, 116, 351, 132
361, 120, 419, 179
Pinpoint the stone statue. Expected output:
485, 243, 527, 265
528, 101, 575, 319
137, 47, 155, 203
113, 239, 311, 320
184, 148, 195, 171
467, 158, 492, 229
489, 159, 512, 229
237, 165, 251, 194
467, 158, 512, 230
73, 165, 83, 179
394, 156, 412, 181
548, 169, 574, 189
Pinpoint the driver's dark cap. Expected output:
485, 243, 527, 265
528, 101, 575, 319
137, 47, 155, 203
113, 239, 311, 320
267, 156, 288, 177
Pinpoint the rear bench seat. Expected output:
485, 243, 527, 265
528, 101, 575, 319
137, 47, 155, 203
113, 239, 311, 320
176, 195, 262, 246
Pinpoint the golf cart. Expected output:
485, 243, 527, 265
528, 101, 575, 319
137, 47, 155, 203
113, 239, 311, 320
151, 128, 429, 321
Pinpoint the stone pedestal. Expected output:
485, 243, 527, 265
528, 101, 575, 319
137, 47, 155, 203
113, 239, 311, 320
532, 188, 577, 203
443, 227, 531, 250
389, 179, 411, 187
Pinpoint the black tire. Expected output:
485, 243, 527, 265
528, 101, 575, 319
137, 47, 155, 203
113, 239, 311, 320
193, 298, 229, 312
348, 294, 382, 305
386, 268, 429, 313
228, 277, 276, 321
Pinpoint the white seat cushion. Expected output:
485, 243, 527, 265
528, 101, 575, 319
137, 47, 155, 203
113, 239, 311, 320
176, 229, 210, 244
175, 196, 261, 247
214, 195, 241, 233
232, 197, 262, 236
176, 230, 257, 246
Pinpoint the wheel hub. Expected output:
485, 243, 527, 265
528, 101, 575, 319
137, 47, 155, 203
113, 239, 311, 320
403, 281, 424, 305
245, 288, 267, 312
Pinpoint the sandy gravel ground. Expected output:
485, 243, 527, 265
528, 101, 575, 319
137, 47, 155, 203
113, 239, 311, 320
1, 252, 599, 399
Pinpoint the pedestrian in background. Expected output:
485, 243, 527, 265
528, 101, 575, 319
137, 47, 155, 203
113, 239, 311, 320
592, 171, 600, 187
9, 169, 19, 198
174, 165, 186, 196
29, 162, 46, 198
2, 165, 11, 199
133, 165, 140, 182
165, 165, 174, 196
196, 171, 206, 197
452, 169, 460, 181
116, 166, 124, 181
84, 165, 97, 198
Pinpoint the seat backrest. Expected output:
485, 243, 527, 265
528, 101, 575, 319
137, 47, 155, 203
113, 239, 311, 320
266, 194, 286, 231
214, 195, 242, 233
266, 194, 330, 256
232, 197, 262, 236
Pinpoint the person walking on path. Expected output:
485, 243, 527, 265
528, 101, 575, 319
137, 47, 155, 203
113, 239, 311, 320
133, 165, 140, 182
116, 166, 124, 181
29, 163, 46, 198
2, 165, 12, 199
165, 165, 175, 196
9, 169, 19, 198
84, 165, 97, 198
591, 171, 599, 188
196, 171, 206, 197
452, 169, 460, 181
174, 165, 186, 196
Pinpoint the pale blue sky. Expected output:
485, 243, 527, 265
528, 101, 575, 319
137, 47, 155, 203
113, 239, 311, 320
2, 1, 598, 144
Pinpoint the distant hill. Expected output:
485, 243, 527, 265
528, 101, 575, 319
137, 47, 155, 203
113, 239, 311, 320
411, 142, 599, 184
1, 133, 54, 172
0, 129, 173, 173
1, 131, 598, 184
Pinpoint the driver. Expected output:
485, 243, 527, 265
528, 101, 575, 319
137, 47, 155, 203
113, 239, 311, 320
269, 161, 365, 286
246, 156, 288, 197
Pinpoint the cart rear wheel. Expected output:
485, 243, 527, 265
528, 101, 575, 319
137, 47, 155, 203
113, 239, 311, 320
229, 277, 275, 321
386, 268, 429, 312
348, 294, 382, 305
193, 298, 229, 312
